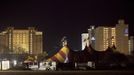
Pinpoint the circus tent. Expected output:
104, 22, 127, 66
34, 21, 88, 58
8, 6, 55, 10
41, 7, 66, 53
47, 46, 69, 63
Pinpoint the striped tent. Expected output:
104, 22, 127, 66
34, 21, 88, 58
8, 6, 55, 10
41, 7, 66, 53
47, 46, 69, 63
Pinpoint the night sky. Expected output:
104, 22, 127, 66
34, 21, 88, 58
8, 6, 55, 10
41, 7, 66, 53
0, 0, 133, 51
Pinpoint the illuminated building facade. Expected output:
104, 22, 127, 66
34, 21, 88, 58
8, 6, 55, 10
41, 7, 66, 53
88, 26, 95, 48
0, 27, 43, 54
95, 27, 116, 51
82, 19, 133, 55
129, 36, 134, 55
81, 33, 89, 50
116, 20, 129, 55
81, 26, 95, 50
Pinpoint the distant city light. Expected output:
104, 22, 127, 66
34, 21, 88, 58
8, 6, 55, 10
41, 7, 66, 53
13, 60, 17, 66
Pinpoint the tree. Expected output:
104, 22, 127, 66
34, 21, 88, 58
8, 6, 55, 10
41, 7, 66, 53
37, 51, 48, 62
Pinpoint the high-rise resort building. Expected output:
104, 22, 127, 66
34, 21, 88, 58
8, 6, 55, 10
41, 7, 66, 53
0, 27, 43, 54
94, 26, 116, 51
81, 19, 133, 55
116, 20, 129, 55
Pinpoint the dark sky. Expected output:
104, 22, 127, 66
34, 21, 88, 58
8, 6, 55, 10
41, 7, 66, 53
0, 0, 133, 51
